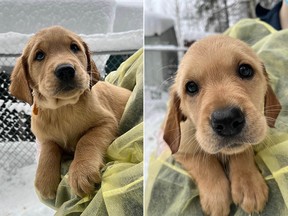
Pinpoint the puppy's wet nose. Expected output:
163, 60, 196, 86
211, 107, 245, 137
55, 64, 75, 82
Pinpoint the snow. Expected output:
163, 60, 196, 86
113, 1, 143, 32
0, 164, 55, 216
2, 100, 31, 115
83, 30, 143, 52
145, 0, 176, 17
115, 0, 142, 4
145, 12, 175, 36
0, 0, 143, 55
0, 142, 36, 172
145, 45, 187, 52
0, 0, 116, 34
0, 30, 143, 55
0, 141, 54, 216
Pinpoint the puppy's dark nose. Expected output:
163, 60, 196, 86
211, 107, 245, 137
54, 64, 75, 82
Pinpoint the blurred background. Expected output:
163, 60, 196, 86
0, 0, 142, 215
145, 0, 276, 88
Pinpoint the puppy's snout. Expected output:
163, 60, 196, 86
211, 107, 245, 137
55, 64, 75, 82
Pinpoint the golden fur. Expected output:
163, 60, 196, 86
9, 26, 131, 199
163, 35, 281, 215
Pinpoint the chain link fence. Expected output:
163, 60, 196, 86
0, 50, 135, 174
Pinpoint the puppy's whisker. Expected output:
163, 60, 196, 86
163, 127, 184, 133
176, 128, 199, 159
266, 117, 288, 129
160, 76, 175, 89
265, 104, 284, 108
150, 64, 177, 91
265, 109, 286, 113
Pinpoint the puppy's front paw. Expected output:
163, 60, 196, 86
68, 160, 102, 197
35, 171, 60, 200
231, 171, 268, 213
199, 177, 231, 216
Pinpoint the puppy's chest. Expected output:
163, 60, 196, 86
32, 111, 96, 152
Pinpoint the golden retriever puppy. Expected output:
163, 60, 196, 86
9, 26, 131, 199
163, 35, 281, 215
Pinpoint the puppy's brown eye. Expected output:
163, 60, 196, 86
186, 81, 199, 95
238, 64, 254, 79
35, 51, 45, 61
70, 43, 80, 53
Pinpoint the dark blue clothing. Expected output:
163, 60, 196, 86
256, 1, 282, 30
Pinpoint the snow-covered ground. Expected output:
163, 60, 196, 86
0, 164, 55, 216
0, 141, 54, 216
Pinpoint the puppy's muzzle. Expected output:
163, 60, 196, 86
55, 64, 76, 91
211, 107, 245, 137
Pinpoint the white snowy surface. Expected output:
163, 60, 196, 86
145, 12, 175, 36
0, 141, 54, 216
0, 100, 31, 115
0, 164, 55, 216
0, 0, 143, 35
0, 0, 116, 34
145, 45, 187, 51
84, 30, 143, 52
0, 142, 36, 172
0, 30, 143, 54
113, 1, 143, 32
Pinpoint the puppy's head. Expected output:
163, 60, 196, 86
164, 35, 281, 155
9, 26, 100, 108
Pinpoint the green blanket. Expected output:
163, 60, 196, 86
146, 19, 288, 216
41, 49, 143, 216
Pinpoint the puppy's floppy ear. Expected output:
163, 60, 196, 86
9, 55, 33, 105
163, 87, 186, 154
262, 64, 281, 128
265, 85, 281, 128
82, 41, 100, 87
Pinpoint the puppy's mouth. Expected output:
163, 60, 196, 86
53, 82, 88, 99
56, 82, 85, 93
225, 142, 242, 148
212, 138, 253, 155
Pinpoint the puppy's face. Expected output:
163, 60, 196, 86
28, 27, 90, 102
10, 26, 100, 108
172, 36, 272, 154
